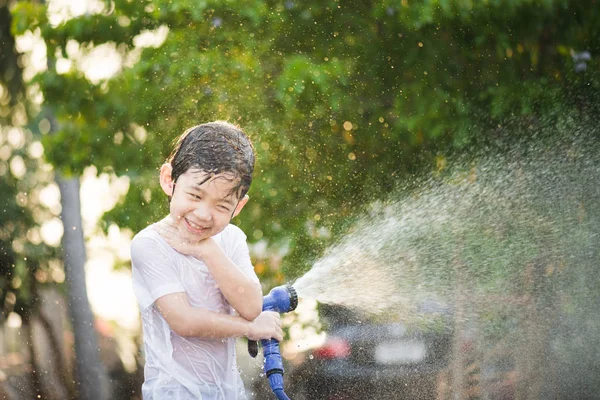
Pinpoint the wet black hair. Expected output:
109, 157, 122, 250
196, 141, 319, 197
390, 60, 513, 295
167, 121, 255, 199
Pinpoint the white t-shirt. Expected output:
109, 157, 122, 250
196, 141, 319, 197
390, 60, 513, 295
130, 224, 259, 400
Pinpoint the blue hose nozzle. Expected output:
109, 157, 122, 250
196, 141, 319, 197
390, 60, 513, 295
248, 285, 298, 400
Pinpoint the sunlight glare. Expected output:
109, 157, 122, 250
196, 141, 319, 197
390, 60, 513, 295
40, 217, 64, 247
86, 253, 139, 330
9, 156, 26, 179
39, 182, 61, 209
78, 44, 122, 83
133, 26, 170, 48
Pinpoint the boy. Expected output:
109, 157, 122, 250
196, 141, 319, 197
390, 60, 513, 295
130, 121, 283, 399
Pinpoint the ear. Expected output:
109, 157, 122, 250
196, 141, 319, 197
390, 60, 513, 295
159, 163, 175, 196
232, 195, 249, 218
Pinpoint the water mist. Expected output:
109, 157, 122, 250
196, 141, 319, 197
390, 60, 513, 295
291, 124, 600, 397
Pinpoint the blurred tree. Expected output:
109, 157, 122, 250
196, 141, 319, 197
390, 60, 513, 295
11, 0, 598, 280
8, 0, 599, 397
3, 0, 107, 398
1, 1, 75, 398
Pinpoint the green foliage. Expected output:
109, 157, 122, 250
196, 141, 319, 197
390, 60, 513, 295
11, 0, 599, 282
7, 3, 600, 392
0, 126, 60, 321
9, 1, 47, 36
1, 2, 63, 324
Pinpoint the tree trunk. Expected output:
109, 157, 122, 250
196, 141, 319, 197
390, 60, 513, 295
23, 317, 49, 400
26, 262, 72, 400
58, 176, 109, 400
38, 308, 77, 399
515, 260, 556, 400
451, 254, 467, 400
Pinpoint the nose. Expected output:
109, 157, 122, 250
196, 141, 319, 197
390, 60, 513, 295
193, 203, 212, 222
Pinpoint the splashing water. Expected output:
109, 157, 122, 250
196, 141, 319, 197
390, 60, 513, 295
293, 238, 413, 313
292, 124, 600, 395
296, 130, 600, 313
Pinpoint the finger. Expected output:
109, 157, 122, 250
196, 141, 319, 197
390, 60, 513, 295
167, 216, 180, 227
157, 218, 170, 229
154, 225, 172, 238
156, 223, 177, 236
274, 325, 283, 340
159, 219, 177, 230
154, 225, 166, 236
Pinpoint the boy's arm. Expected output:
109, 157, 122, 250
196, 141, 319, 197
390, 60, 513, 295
198, 240, 263, 320
155, 292, 282, 340
154, 221, 263, 320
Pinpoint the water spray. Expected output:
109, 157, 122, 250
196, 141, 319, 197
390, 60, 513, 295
249, 285, 298, 400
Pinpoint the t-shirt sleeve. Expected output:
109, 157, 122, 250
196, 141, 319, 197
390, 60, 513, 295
228, 227, 260, 284
130, 234, 186, 310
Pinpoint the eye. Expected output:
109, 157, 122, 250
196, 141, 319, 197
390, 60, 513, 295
188, 193, 201, 200
218, 205, 231, 212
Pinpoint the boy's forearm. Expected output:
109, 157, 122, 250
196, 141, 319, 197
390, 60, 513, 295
201, 244, 263, 320
157, 293, 252, 339
178, 306, 252, 339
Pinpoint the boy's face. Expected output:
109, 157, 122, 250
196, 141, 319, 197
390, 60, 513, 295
160, 165, 248, 242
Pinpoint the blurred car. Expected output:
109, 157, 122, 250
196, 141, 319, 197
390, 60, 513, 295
253, 302, 453, 400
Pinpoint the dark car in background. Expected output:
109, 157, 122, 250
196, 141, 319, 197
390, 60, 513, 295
253, 302, 453, 400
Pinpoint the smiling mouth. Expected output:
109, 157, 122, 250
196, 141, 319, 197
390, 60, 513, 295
184, 218, 210, 233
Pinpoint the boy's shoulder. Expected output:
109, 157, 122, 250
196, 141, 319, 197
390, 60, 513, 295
132, 224, 162, 243
219, 223, 247, 243
130, 224, 171, 256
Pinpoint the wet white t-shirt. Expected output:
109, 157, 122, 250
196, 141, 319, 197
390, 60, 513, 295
130, 224, 259, 400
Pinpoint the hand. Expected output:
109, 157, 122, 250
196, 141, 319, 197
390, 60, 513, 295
247, 311, 283, 342
154, 216, 215, 258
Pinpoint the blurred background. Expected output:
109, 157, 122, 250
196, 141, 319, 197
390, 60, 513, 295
0, 0, 599, 399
